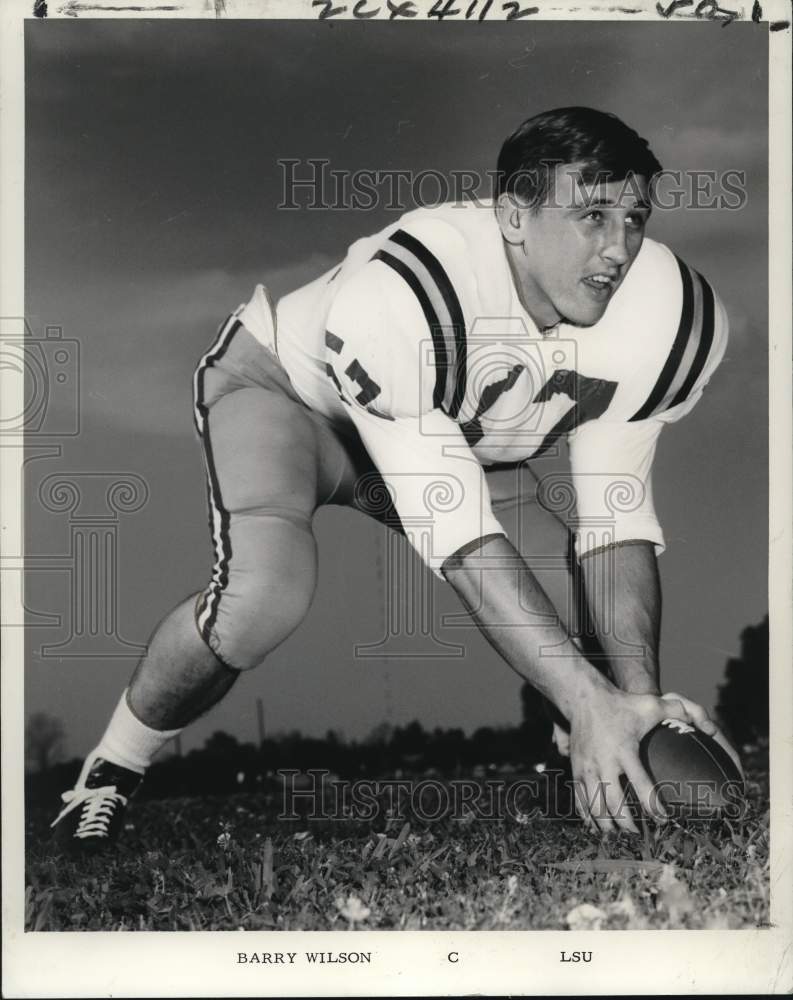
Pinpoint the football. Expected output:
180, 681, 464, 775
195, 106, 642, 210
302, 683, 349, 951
638, 719, 745, 819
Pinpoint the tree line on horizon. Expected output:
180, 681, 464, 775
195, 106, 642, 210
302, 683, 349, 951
25, 614, 770, 801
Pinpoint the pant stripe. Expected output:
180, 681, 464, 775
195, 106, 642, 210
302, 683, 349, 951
192, 314, 242, 644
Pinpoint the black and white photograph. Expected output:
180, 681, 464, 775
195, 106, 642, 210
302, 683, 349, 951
1, 0, 791, 995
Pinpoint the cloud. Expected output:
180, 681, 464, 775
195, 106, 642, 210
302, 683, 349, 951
37, 256, 337, 439
659, 126, 767, 182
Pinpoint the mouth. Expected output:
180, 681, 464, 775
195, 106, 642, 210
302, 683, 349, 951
581, 272, 619, 300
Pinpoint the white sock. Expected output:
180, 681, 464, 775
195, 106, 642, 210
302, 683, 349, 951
83, 689, 183, 779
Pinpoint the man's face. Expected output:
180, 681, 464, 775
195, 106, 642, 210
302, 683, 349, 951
503, 163, 652, 329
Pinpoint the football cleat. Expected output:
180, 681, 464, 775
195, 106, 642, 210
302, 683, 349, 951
50, 756, 142, 852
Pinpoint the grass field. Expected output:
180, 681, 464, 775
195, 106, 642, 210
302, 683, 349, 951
25, 753, 769, 932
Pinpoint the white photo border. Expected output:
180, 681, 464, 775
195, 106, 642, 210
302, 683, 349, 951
1, 0, 790, 995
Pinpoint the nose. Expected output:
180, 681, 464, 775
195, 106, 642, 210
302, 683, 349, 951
601, 220, 630, 267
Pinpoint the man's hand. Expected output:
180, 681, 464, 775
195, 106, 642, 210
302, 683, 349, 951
660, 691, 744, 778
568, 683, 702, 835
442, 535, 739, 835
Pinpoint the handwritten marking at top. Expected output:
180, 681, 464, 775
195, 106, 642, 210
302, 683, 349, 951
656, 0, 740, 23
503, 1, 539, 17
387, 0, 419, 16
306, 0, 777, 23
312, 0, 347, 17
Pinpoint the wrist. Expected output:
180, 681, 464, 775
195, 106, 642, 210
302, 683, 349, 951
562, 658, 614, 721
610, 657, 660, 695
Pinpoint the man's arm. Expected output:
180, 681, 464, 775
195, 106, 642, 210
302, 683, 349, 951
443, 533, 701, 833
578, 538, 744, 776
579, 539, 661, 695
566, 416, 669, 695
443, 534, 611, 719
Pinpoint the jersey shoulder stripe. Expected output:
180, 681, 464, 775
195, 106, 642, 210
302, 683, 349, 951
389, 229, 468, 418
629, 255, 717, 422
371, 227, 468, 418
371, 247, 447, 410
667, 269, 715, 410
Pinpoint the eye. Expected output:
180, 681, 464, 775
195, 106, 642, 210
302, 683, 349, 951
583, 209, 604, 223
626, 212, 648, 230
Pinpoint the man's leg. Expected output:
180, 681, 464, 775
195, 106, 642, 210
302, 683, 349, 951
120, 385, 329, 740
127, 593, 239, 730
47, 595, 237, 819
52, 327, 353, 847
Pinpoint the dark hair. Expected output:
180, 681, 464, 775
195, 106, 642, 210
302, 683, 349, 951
495, 107, 663, 208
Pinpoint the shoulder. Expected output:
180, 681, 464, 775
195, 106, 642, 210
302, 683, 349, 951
369, 206, 482, 318
324, 249, 437, 420
329, 205, 480, 323
598, 238, 728, 423
325, 205, 498, 420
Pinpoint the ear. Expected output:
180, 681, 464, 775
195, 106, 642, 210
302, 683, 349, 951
495, 192, 527, 247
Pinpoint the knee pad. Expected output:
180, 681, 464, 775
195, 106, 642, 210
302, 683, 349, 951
195, 508, 317, 671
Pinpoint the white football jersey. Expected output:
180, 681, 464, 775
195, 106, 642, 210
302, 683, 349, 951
239, 201, 728, 578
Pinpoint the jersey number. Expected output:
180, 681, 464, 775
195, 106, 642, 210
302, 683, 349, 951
532, 370, 618, 458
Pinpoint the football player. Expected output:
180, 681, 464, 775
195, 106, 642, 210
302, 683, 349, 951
52, 107, 741, 847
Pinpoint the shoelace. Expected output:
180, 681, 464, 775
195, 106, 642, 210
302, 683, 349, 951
50, 785, 128, 839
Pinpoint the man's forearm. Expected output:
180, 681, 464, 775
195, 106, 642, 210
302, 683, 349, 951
443, 534, 611, 721
579, 540, 661, 695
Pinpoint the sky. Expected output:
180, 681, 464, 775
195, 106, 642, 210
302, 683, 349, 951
23, 18, 768, 758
